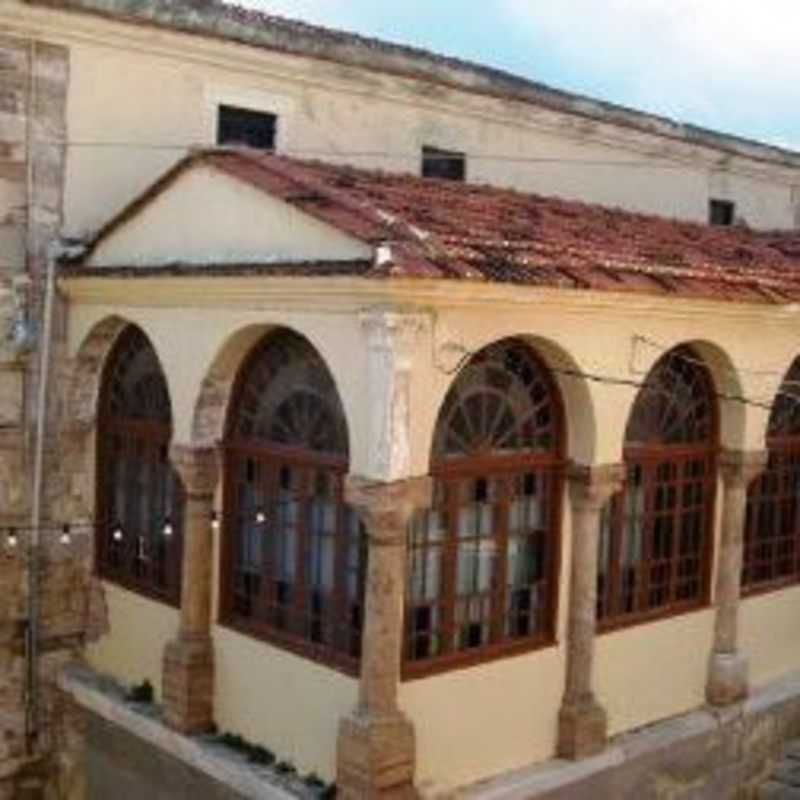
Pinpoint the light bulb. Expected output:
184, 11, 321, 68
59, 523, 72, 546
255, 508, 267, 525
6, 528, 18, 549
210, 511, 220, 531
162, 517, 174, 537
112, 523, 124, 542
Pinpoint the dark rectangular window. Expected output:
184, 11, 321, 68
217, 105, 277, 150
422, 146, 466, 181
709, 198, 735, 226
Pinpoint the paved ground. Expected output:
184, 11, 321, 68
760, 741, 800, 799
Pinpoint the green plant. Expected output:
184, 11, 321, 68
247, 745, 275, 766
125, 679, 154, 704
303, 772, 325, 789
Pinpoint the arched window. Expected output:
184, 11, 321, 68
220, 330, 363, 671
598, 346, 718, 627
405, 338, 564, 676
743, 358, 800, 592
96, 325, 182, 605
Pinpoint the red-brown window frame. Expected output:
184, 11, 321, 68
217, 331, 363, 676
95, 326, 182, 607
598, 347, 719, 632
598, 444, 717, 632
403, 339, 565, 680
742, 435, 800, 596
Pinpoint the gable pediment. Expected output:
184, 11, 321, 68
85, 164, 373, 269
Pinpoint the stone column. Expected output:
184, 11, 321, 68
557, 463, 624, 759
162, 444, 219, 734
336, 308, 431, 798
706, 449, 766, 706
336, 475, 432, 799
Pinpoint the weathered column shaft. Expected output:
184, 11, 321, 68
336, 475, 432, 799
558, 463, 624, 760
162, 444, 219, 734
707, 449, 766, 706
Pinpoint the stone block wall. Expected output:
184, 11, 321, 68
0, 32, 97, 800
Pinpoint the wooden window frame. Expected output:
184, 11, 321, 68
218, 332, 363, 676
598, 347, 719, 632
403, 339, 565, 680
95, 326, 182, 607
743, 360, 800, 596
743, 439, 800, 596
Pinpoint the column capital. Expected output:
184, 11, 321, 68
170, 444, 219, 497
719, 449, 768, 489
359, 307, 429, 369
567, 462, 625, 512
345, 475, 432, 544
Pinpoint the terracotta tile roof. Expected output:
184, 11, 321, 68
79, 148, 800, 305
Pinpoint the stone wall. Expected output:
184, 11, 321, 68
0, 32, 96, 800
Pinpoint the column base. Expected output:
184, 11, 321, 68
336, 710, 417, 799
557, 699, 608, 759
706, 652, 749, 706
162, 635, 214, 734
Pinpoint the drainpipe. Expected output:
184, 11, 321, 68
25, 243, 57, 753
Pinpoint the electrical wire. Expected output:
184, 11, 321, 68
434, 338, 800, 418
0, 136, 717, 171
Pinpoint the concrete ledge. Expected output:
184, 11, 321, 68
464, 670, 800, 800
59, 662, 297, 800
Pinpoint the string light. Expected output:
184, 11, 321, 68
112, 522, 124, 542
210, 510, 221, 532
6, 528, 18, 550
255, 508, 267, 525
162, 517, 174, 538
59, 524, 72, 546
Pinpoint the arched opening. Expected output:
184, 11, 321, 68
219, 329, 363, 671
743, 357, 800, 592
598, 345, 718, 628
96, 324, 182, 605
405, 337, 565, 676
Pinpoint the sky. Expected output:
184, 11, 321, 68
237, 0, 800, 151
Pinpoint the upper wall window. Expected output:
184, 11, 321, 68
405, 338, 564, 677
217, 104, 277, 150
709, 198, 735, 226
421, 146, 466, 182
96, 325, 183, 606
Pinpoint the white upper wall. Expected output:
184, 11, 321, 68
86, 166, 372, 268
4, 1, 799, 237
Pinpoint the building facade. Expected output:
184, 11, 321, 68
1, 1, 800, 798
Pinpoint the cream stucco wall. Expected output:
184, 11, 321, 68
63, 274, 800, 793
595, 610, 716, 737
400, 647, 566, 796
85, 582, 179, 700
213, 627, 357, 781
741, 585, 800, 688
87, 166, 371, 268
3, 2, 799, 238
